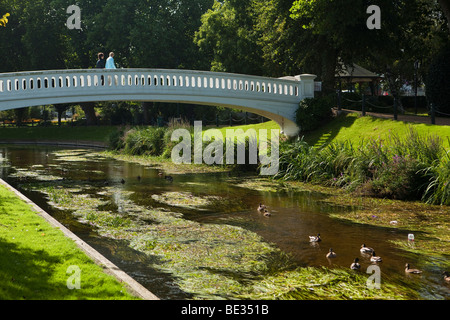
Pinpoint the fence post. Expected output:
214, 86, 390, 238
394, 97, 398, 121
431, 103, 435, 125
362, 94, 366, 116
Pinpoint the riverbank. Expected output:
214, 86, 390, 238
0, 179, 152, 300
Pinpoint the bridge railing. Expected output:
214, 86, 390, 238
0, 69, 314, 104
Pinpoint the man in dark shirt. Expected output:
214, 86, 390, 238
96, 52, 106, 69
96, 52, 106, 85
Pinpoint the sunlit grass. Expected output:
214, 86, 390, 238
304, 113, 450, 150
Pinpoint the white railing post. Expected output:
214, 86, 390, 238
296, 74, 317, 99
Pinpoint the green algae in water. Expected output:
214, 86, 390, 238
52, 149, 109, 162
8, 148, 420, 300
23, 180, 415, 299
151, 191, 222, 210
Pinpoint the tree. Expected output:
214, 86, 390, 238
438, 0, 450, 32
0, 12, 9, 27
425, 44, 450, 114
194, 0, 264, 75
289, 0, 448, 95
54, 104, 70, 126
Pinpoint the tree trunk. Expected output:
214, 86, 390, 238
142, 102, 151, 125
80, 102, 97, 126
319, 38, 338, 95
439, 0, 450, 33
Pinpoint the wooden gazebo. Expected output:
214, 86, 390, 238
336, 63, 383, 96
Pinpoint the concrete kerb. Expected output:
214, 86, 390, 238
0, 178, 159, 300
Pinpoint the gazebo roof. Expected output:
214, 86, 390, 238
336, 63, 383, 83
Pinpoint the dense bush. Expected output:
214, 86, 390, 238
425, 44, 450, 116
295, 95, 334, 132
108, 124, 261, 173
400, 96, 428, 111
122, 127, 167, 156
276, 128, 449, 205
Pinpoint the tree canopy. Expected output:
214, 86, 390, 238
1, 0, 449, 122
0, 0, 214, 72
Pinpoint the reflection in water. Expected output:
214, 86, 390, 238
0, 145, 449, 300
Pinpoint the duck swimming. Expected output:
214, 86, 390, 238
326, 248, 337, 258
360, 244, 374, 254
443, 271, 450, 282
370, 251, 382, 262
350, 258, 361, 270
405, 263, 422, 274
257, 203, 266, 212
309, 234, 321, 242
263, 209, 271, 217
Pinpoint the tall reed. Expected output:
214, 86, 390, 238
276, 128, 449, 205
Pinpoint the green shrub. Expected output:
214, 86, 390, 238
400, 96, 427, 110
340, 92, 362, 110
369, 155, 428, 200
107, 126, 127, 151
296, 95, 334, 132
123, 127, 166, 156
422, 155, 450, 205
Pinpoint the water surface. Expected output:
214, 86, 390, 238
1, 145, 448, 299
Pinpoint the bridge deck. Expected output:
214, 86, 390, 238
0, 69, 316, 136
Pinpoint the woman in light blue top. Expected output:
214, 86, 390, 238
105, 52, 116, 69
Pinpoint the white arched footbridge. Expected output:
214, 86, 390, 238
0, 69, 316, 136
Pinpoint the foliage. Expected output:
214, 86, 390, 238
122, 127, 167, 156
194, 0, 264, 74
295, 95, 334, 132
0, 12, 9, 27
276, 128, 449, 205
0, 0, 214, 72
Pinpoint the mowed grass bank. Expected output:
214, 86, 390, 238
0, 183, 139, 300
304, 112, 450, 150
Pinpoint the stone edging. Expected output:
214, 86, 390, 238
0, 178, 159, 300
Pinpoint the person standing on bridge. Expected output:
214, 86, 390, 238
105, 52, 116, 69
96, 52, 106, 85
96, 52, 106, 69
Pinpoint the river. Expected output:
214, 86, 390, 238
0, 145, 448, 299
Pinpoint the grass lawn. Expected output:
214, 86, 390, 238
304, 112, 450, 150
0, 183, 139, 300
0, 125, 117, 143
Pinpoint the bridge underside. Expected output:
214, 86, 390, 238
0, 94, 300, 137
